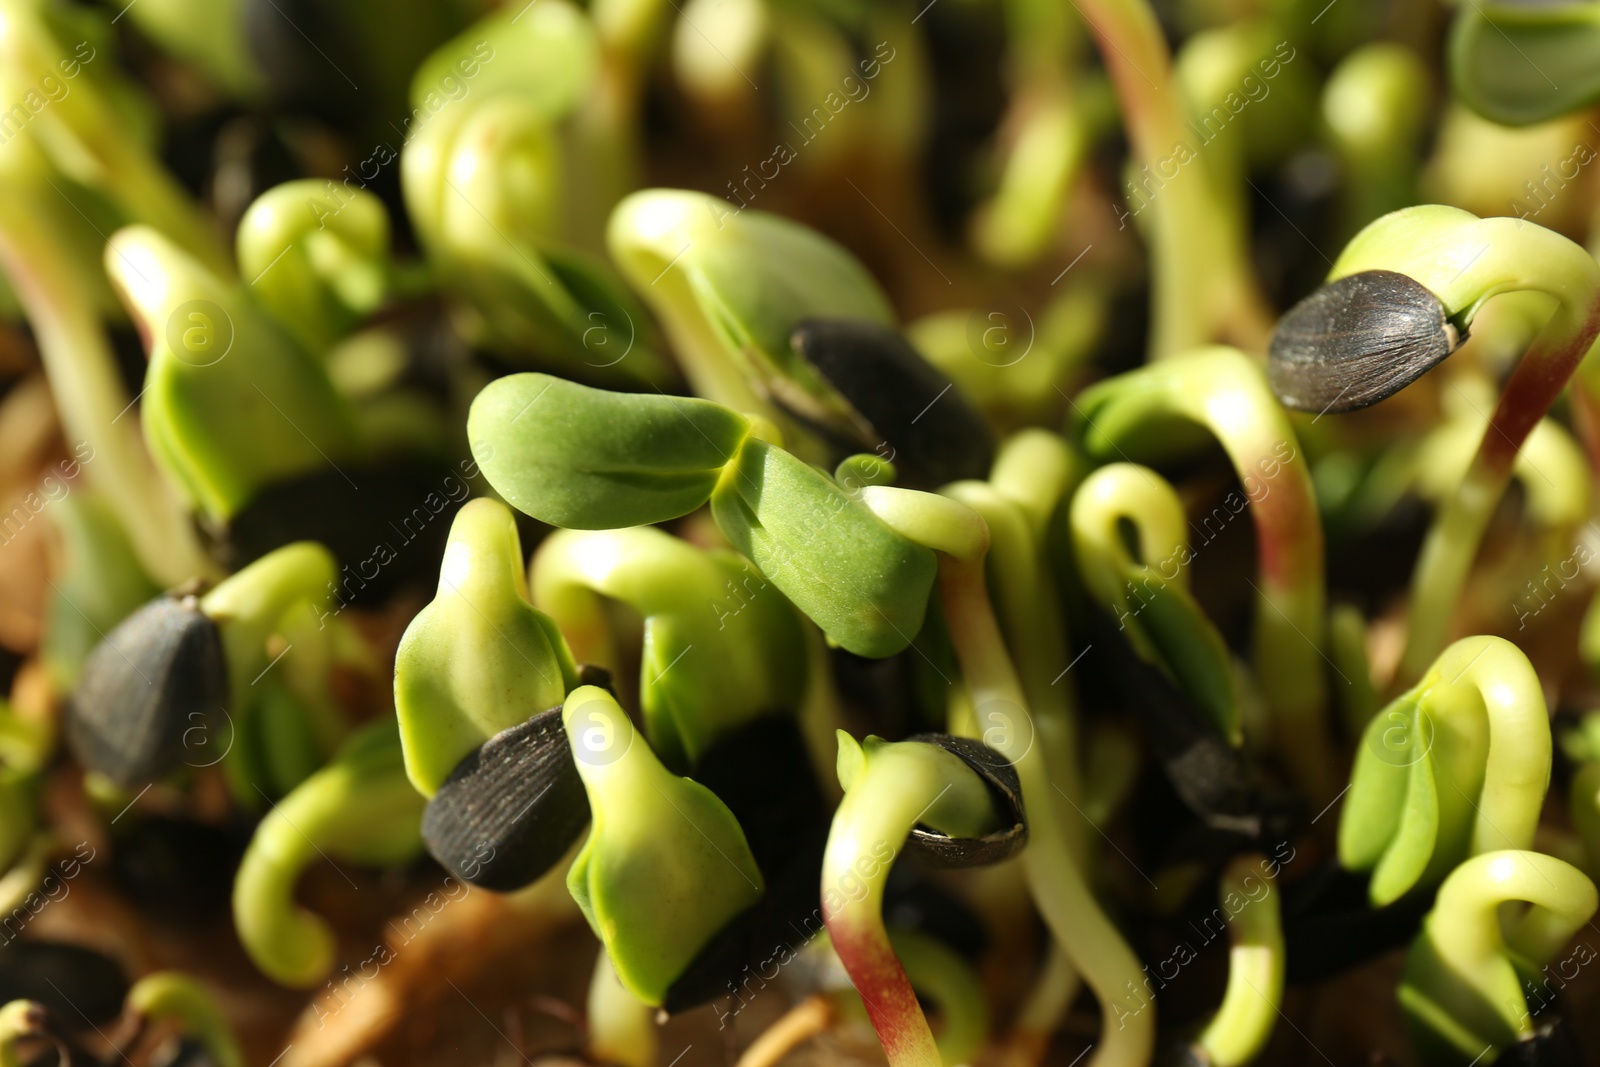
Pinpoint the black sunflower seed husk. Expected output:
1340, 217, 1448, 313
421, 706, 590, 893
66, 597, 228, 789
1281, 862, 1433, 986
1268, 269, 1464, 415
1496, 1013, 1583, 1067
0, 943, 128, 1030
662, 714, 831, 1013
903, 733, 1027, 868
787, 318, 996, 488
213, 457, 462, 604
1082, 607, 1294, 845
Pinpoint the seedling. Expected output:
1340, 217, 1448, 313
942, 430, 1085, 822
470, 373, 1150, 1062
562, 685, 764, 1006
606, 189, 894, 419
236, 180, 392, 355
67, 541, 339, 790
394, 498, 577, 795
613, 196, 996, 483
394, 498, 586, 888
1070, 461, 1241, 743
0, 133, 211, 586
1190, 855, 1284, 1067
1399, 850, 1597, 1065
1067, 462, 1285, 838
1076, 347, 1331, 798
469, 372, 936, 657
1267, 206, 1600, 681
104, 226, 360, 523
822, 731, 1024, 1066
233, 719, 425, 988
1341, 637, 1551, 907
853, 483, 1154, 1067
531, 525, 805, 771
401, 2, 672, 388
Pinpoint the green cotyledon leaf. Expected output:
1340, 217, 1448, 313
562, 686, 763, 1005
105, 226, 360, 520
1449, 2, 1600, 127
468, 373, 751, 529
394, 498, 577, 795
710, 438, 936, 659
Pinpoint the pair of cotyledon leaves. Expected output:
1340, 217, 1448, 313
468, 372, 943, 660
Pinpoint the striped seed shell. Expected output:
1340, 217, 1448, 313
66, 596, 227, 789
421, 706, 590, 891
1268, 270, 1464, 415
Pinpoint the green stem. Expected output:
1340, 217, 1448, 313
1195, 855, 1283, 1067
1326, 212, 1600, 685
233, 723, 424, 988
1067, 0, 1271, 357
586, 949, 657, 1067
1400, 428, 1582, 685
939, 553, 1153, 1067
1403, 850, 1596, 1053
201, 543, 339, 713
888, 928, 991, 1067
943, 481, 1083, 825
822, 736, 998, 1067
